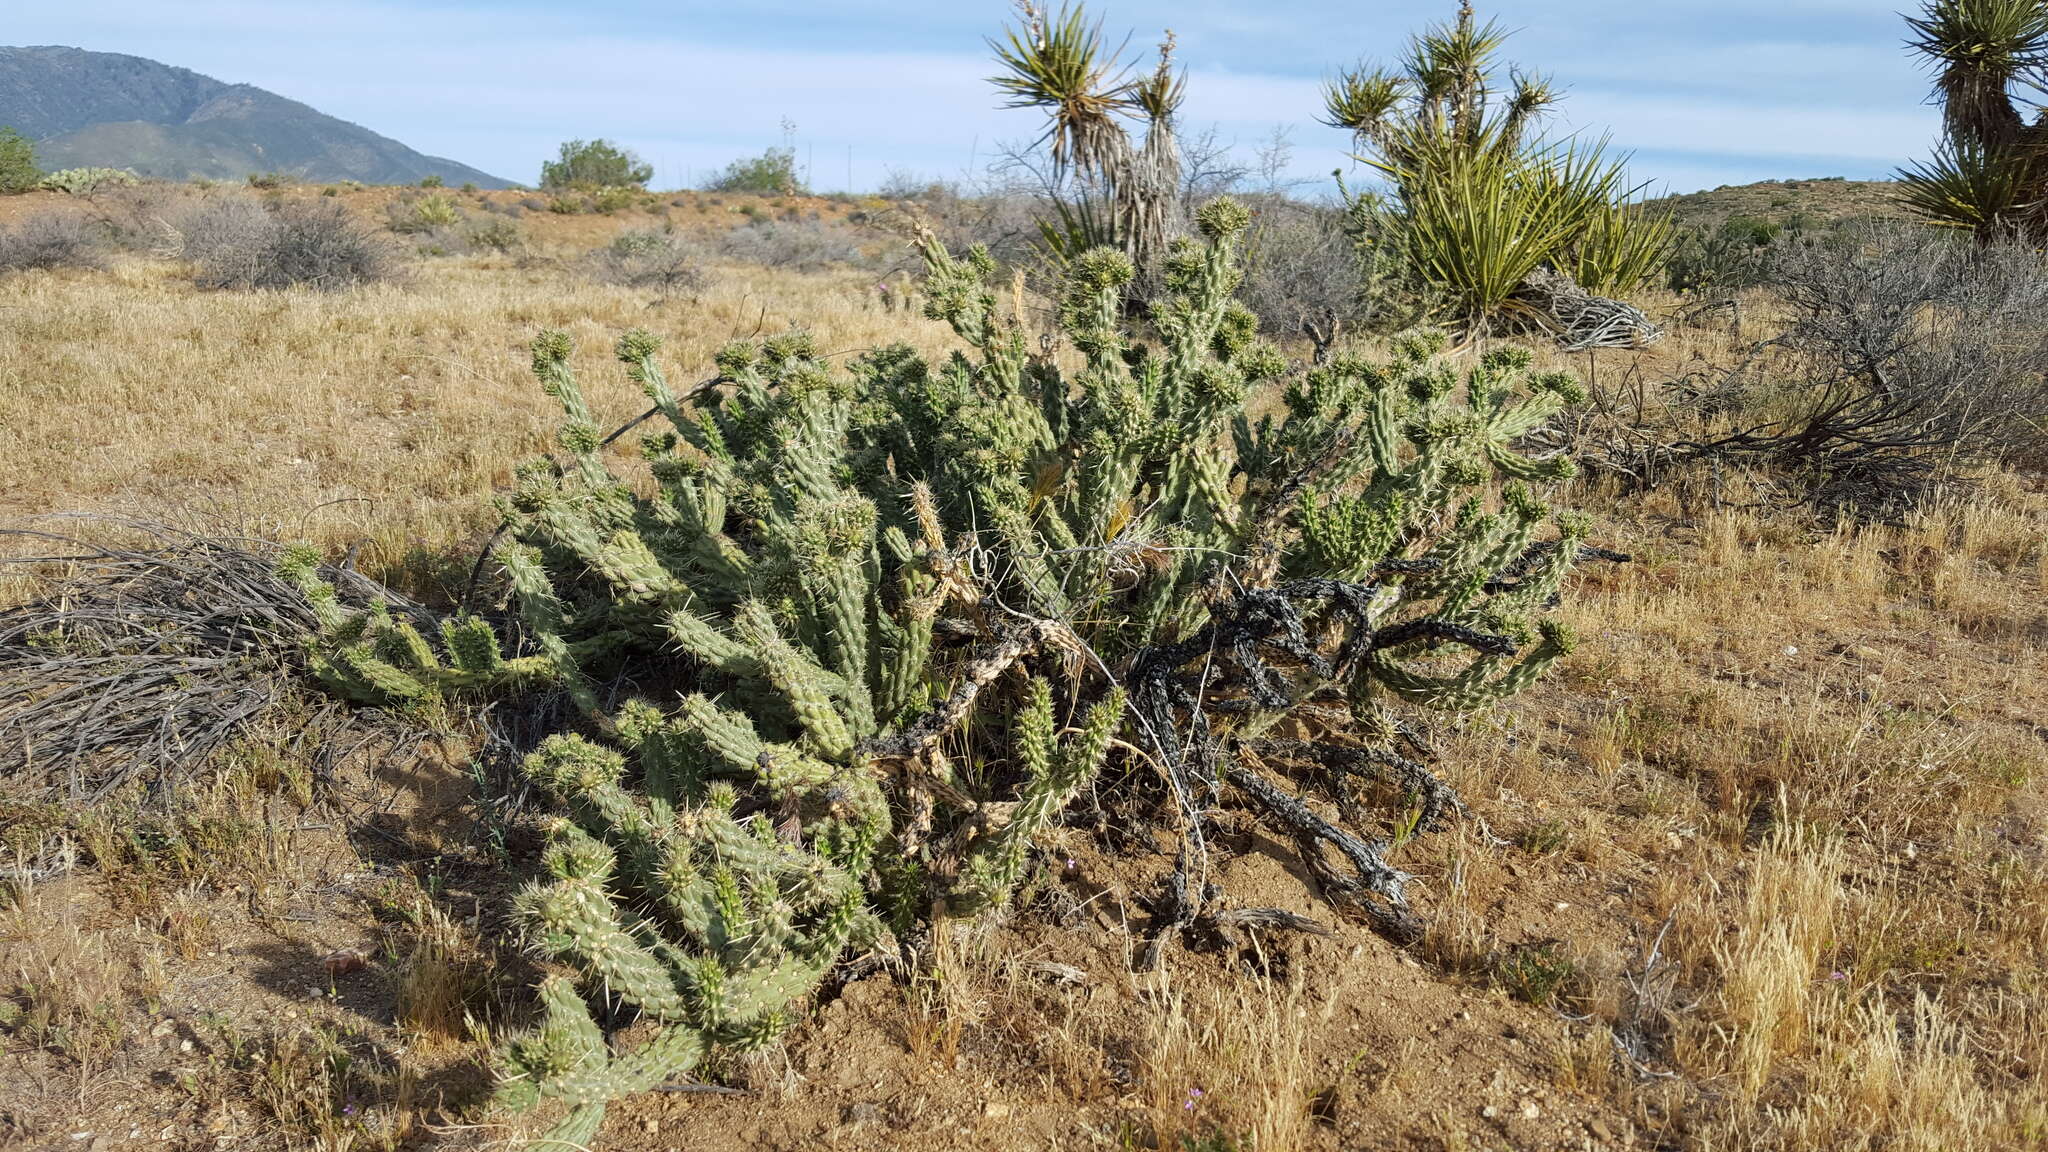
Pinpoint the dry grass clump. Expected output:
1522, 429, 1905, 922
1511, 486, 2048, 1149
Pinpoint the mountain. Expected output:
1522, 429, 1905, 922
0, 46, 511, 188
1646, 177, 1906, 232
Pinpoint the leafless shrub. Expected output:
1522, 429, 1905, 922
585, 228, 706, 294
180, 195, 393, 291
0, 212, 106, 275
1235, 196, 1372, 362
1589, 224, 2048, 511
176, 195, 275, 286
261, 201, 393, 289
63, 183, 191, 253
716, 218, 873, 272
885, 189, 1043, 277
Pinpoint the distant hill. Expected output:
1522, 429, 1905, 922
0, 46, 511, 188
1648, 178, 1908, 232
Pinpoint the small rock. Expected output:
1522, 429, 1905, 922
324, 948, 370, 978
1482, 1106, 1499, 1119
1590, 1118, 1616, 1142
1521, 1099, 1541, 1120
983, 1101, 1011, 1120
641, 1119, 659, 1135
843, 1103, 882, 1128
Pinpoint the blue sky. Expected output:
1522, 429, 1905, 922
9, 1, 1942, 195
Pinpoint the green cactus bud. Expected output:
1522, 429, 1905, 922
559, 420, 603, 455
531, 329, 574, 372
1528, 371, 1588, 405
1195, 196, 1252, 239
615, 328, 662, 363
525, 734, 626, 797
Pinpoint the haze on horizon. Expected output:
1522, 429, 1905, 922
5, 0, 1942, 197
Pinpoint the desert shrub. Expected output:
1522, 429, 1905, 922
295, 198, 1606, 1143
1640, 223, 2048, 507
716, 218, 865, 271
540, 138, 652, 190
706, 146, 804, 195
180, 196, 392, 291
386, 192, 463, 234
259, 201, 392, 288
588, 185, 638, 215
878, 169, 956, 201
0, 213, 106, 274
58, 183, 188, 253
0, 127, 39, 194
39, 167, 138, 196
584, 228, 703, 292
1667, 222, 1770, 294
246, 171, 288, 191
419, 174, 444, 188
893, 188, 1044, 277
176, 195, 275, 285
463, 217, 522, 253
1234, 195, 1378, 360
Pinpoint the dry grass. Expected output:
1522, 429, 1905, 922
0, 192, 926, 603
1134, 963, 1322, 1151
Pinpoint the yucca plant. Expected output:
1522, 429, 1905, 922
1901, 0, 2048, 240
991, 2, 1183, 278
1324, 2, 1669, 334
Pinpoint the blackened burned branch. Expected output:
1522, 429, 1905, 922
1251, 737, 1466, 832
1225, 760, 1421, 945
1366, 618, 1518, 657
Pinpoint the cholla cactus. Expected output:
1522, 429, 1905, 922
280, 548, 553, 703
38, 166, 138, 195
430, 330, 1123, 1144
860, 199, 1614, 939
872, 198, 1596, 720
298, 194, 1608, 1141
